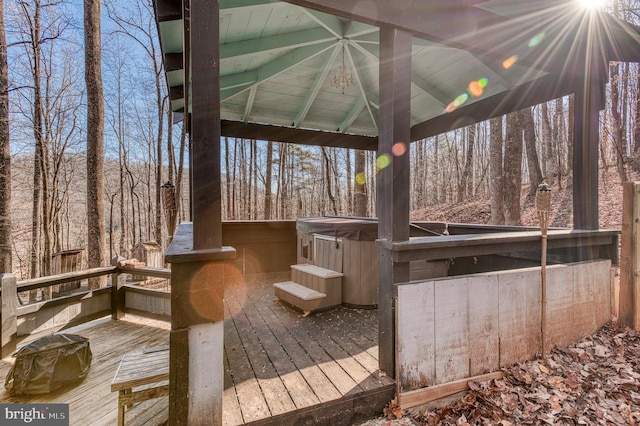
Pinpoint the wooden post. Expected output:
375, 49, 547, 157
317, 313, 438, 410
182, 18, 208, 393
619, 182, 640, 329
191, 0, 221, 250
377, 25, 412, 376
111, 256, 126, 320
0, 273, 17, 358
536, 183, 551, 360
573, 44, 605, 231
167, 224, 235, 425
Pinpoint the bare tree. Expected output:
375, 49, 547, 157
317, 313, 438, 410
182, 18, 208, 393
503, 111, 523, 225
609, 61, 628, 183
353, 150, 368, 217
85, 0, 106, 287
541, 102, 555, 183
0, 0, 10, 273
489, 116, 505, 224
458, 125, 474, 202
522, 107, 544, 195
264, 141, 273, 219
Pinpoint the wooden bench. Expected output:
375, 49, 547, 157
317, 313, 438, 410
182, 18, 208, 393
111, 345, 169, 426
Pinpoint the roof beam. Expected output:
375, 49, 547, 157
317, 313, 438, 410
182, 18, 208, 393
339, 98, 365, 133
345, 43, 377, 130
350, 41, 450, 107
281, 0, 503, 47
220, 0, 279, 10
221, 120, 377, 150
221, 27, 337, 60
221, 42, 335, 101
243, 86, 258, 123
293, 45, 341, 127
154, 0, 181, 22
410, 73, 577, 141
164, 52, 182, 72
300, 8, 344, 38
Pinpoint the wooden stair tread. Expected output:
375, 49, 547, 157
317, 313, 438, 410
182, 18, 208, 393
291, 264, 343, 279
273, 282, 327, 301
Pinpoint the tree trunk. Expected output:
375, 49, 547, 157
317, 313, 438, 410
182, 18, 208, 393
354, 149, 367, 216
458, 125, 474, 202
489, 116, 505, 224
523, 107, 544, 195
0, 0, 10, 273
567, 94, 574, 171
503, 111, 523, 225
610, 62, 628, 183
634, 67, 640, 171
175, 123, 187, 223
346, 149, 352, 214
264, 141, 273, 219
541, 102, 554, 182
553, 98, 565, 188
85, 0, 106, 288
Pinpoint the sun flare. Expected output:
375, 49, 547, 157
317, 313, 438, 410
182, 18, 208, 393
577, 0, 605, 9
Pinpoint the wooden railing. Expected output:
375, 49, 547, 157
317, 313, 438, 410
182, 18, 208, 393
0, 262, 171, 358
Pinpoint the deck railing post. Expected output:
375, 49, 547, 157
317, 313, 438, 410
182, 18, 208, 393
0, 273, 17, 357
111, 257, 126, 320
620, 182, 640, 329
166, 224, 235, 425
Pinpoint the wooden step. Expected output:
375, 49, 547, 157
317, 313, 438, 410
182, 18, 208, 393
291, 264, 343, 279
273, 281, 329, 315
273, 281, 326, 301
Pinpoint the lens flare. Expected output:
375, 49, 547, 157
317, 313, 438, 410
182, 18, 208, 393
392, 142, 407, 156
468, 81, 483, 97
445, 92, 470, 113
502, 55, 518, 69
376, 154, 391, 170
577, 0, 604, 9
355, 172, 366, 185
529, 32, 545, 48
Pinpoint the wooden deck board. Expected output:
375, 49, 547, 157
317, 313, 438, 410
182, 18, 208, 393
0, 276, 390, 425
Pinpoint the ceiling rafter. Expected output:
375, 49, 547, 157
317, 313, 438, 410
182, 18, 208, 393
220, 42, 335, 102
220, 0, 280, 11
243, 86, 258, 123
339, 98, 365, 133
350, 41, 450, 108
300, 8, 344, 38
221, 27, 336, 60
293, 44, 341, 127
344, 42, 377, 130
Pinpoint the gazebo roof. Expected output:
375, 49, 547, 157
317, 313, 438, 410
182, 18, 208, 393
154, 0, 640, 150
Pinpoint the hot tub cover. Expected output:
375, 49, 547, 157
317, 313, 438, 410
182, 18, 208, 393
296, 216, 447, 241
5, 333, 92, 395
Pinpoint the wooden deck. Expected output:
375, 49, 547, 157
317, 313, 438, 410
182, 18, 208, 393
0, 275, 393, 425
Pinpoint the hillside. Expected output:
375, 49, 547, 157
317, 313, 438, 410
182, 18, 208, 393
411, 167, 637, 230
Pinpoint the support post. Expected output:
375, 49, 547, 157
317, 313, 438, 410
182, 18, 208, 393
0, 273, 17, 358
111, 256, 126, 320
191, 0, 221, 250
573, 43, 605, 231
167, 224, 235, 425
619, 182, 640, 329
376, 25, 412, 377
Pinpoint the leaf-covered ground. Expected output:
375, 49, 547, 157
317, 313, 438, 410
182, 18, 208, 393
411, 168, 638, 230
414, 323, 640, 425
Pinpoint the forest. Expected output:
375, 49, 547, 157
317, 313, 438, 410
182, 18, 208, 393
0, 0, 639, 280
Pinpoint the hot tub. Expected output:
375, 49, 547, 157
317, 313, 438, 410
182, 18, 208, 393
295, 216, 449, 308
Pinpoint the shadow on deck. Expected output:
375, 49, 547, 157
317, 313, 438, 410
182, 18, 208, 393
0, 275, 393, 425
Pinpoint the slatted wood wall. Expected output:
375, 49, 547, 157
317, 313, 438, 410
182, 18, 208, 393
396, 260, 612, 397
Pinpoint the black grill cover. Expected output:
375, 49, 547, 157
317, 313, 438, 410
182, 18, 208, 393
5, 334, 92, 395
